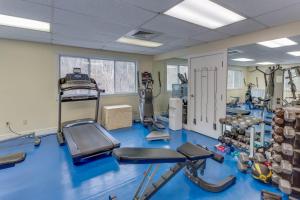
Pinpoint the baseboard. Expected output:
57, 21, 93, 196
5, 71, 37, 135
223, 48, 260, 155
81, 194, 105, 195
0, 127, 57, 141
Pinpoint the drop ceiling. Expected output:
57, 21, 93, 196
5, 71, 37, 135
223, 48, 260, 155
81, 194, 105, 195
1, 0, 300, 55
229, 35, 300, 66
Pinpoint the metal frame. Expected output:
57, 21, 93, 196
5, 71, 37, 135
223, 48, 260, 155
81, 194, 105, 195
111, 151, 235, 200
57, 75, 101, 137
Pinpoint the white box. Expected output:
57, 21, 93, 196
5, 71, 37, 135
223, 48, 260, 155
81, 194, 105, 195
102, 105, 132, 130
169, 98, 182, 130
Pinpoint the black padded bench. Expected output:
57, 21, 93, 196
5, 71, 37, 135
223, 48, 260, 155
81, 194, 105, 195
110, 142, 236, 200
0, 152, 26, 170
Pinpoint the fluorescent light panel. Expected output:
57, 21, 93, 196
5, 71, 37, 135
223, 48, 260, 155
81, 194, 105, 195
256, 62, 275, 65
232, 58, 254, 62
164, 0, 245, 29
117, 37, 162, 48
0, 14, 50, 32
257, 38, 297, 48
287, 51, 300, 56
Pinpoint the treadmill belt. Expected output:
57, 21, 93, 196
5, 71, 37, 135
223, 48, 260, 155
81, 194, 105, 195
64, 124, 114, 158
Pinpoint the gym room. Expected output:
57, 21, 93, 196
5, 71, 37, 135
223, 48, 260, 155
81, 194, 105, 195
0, 0, 300, 200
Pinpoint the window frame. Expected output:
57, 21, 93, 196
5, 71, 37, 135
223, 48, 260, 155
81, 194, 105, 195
166, 64, 188, 92
58, 54, 138, 96
227, 69, 244, 90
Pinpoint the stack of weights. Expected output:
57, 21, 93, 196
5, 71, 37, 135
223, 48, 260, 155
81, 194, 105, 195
271, 107, 300, 199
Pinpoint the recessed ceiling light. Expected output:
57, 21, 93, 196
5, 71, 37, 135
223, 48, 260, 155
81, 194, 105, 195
287, 51, 300, 56
257, 38, 297, 48
0, 14, 50, 32
116, 37, 162, 48
256, 62, 275, 65
232, 58, 254, 62
164, 0, 246, 29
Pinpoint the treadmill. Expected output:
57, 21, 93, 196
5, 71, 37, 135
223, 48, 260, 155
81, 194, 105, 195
57, 68, 120, 165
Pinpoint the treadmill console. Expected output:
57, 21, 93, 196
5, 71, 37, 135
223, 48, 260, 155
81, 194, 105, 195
65, 73, 91, 84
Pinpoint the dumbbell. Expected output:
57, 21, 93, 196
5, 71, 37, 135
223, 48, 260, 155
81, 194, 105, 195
273, 143, 282, 153
224, 137, 232, 145
273, 133, 284, 144
271, 172, 281, 184
281, 143, 293, 156
274, 117, 284, 126
280, 160, 293, 175
254, 152, 266, 163
274, 126, 284, 135
283, 126, 295, 139
231, 120, 239, 127
275, 109, 284, 118
272, 153, 282, 163
223, 130, 231, 137
279, 179, 292, 195
272, 162, 282, 174
237, 152, 250, 173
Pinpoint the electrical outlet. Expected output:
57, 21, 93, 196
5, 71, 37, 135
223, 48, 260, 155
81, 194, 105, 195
23, 120, 28, 125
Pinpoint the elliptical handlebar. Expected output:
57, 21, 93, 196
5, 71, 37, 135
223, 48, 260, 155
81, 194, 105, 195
137, 71, 162, 99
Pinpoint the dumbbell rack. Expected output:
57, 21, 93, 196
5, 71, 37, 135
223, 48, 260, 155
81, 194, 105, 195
220, 116, 265, 158
272, 107, 300, 199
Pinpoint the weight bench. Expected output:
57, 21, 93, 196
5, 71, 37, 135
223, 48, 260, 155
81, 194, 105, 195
110, 142, 236, 200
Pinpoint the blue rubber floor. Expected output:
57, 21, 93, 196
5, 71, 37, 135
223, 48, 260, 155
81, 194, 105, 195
0, 123, 286, 200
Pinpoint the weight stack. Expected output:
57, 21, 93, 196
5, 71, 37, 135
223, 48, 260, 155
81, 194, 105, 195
272, 107, 300, 199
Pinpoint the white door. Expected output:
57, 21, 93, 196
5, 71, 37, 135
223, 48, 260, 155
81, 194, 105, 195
188, 51, 227, 139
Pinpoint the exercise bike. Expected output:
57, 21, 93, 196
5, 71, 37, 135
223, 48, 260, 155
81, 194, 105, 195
137, 71, 170, 141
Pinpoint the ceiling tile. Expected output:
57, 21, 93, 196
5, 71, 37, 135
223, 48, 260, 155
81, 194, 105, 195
23, 0, 53, 6
53, 9, 133, 37
255, 3, 300, 27
142, 15, 209, 39
120, 0, 183, 12
52, 34, 106, 50
0, 0, 52, 21
168, 38, 203, 48
228, 38, 300, 66
212, 0, 300, 17
192, 31, 230, 42
101, 41, 156, 54
152, 34, 181, 43
54, 0, 157, 27
0, 26, 51, 43
217, 19, 266, 36
52, 24, 118, 43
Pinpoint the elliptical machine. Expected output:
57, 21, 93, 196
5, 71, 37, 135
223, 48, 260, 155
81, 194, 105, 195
137, 71, 170, 141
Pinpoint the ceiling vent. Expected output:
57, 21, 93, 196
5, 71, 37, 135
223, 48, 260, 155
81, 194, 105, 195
126, 29, 161, 40
228, 49, 243, 56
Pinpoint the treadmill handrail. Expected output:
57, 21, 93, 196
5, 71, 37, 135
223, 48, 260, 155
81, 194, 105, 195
57, 75, 104, 134
61, 85, 99, 91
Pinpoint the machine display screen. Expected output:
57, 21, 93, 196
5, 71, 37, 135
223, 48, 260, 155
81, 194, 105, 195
73, 68, 81, 74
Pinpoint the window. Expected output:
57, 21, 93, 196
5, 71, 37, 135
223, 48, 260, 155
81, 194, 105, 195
167, 64, 188, 91
227, 70, 244, 89
283, 69, 300, 100
59, 56, 137, 94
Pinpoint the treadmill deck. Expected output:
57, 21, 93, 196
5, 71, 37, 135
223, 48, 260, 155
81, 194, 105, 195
63, 123, 120, 162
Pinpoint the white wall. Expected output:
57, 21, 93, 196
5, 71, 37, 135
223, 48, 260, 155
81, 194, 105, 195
0, 39, 153, 136
152, 58, 188, 114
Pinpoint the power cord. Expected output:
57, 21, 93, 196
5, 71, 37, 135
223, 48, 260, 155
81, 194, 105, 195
6, 122, 21, 136
6, 122, 41, 146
